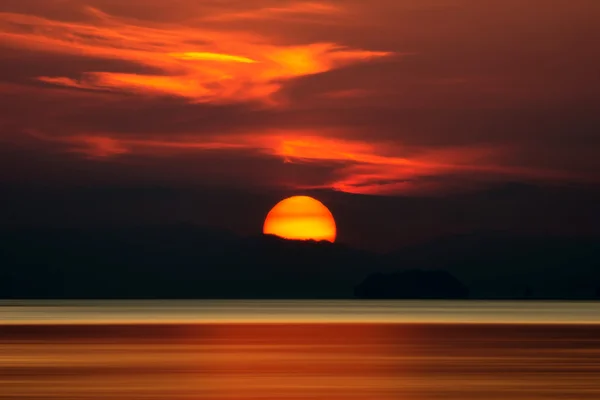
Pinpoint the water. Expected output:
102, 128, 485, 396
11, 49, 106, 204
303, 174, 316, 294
2, 301, 600, 399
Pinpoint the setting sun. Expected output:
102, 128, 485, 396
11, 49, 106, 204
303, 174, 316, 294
263, 196, 336, 242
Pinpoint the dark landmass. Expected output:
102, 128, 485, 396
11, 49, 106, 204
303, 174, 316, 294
0, 226, 599, 299
386, 233, 600, 299
2, 182, 600, 254
354, 270, 469, 299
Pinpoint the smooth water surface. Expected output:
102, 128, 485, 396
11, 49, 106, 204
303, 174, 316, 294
2, 301, 600, 399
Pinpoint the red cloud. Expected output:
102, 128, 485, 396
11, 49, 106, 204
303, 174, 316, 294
0, 6, 389, 104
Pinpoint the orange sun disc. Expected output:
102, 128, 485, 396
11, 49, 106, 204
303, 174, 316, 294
263, 196, 337, 242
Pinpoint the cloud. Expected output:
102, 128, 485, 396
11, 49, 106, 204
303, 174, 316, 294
204, 1, 341, 22
22, 126, 588, 195
0, 6, 389, 104
0, 0, 598, 196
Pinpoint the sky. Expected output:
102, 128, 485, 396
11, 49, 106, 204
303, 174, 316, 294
1, 0, 599, 249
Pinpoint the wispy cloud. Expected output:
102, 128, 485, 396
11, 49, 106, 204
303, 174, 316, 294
204, 1, 341, 21
0, 5, 389, 104
2, 0, 598, 195
27, 127, 582, 194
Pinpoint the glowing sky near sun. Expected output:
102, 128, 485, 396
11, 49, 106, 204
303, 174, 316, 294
0, 0, 598, 194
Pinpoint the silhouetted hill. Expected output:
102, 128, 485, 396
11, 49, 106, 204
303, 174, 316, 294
387, 232, 600, 298
0, 225, 376, 299
355, 270, 469, 299
0, 226, 598, 299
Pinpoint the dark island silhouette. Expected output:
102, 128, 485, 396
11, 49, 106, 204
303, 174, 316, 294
0, 225, 599, 299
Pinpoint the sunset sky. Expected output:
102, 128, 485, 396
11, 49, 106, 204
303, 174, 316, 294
1, 0, 599, 249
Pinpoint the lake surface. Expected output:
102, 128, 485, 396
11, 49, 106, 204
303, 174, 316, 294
2, 301, 600, 399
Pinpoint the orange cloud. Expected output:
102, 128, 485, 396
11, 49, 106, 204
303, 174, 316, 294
31, 129, 574, 194
1, 0, 597, 199
0, 4, 389, 104
205, 2, 341, 21
71, 136, 129, 158
170, 52, 257, 64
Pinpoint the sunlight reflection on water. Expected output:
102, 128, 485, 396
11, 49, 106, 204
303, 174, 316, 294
2, 301, 600, 399
2, 300, 600, 324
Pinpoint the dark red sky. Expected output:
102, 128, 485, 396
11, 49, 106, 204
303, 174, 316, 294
1, 0, 599, 249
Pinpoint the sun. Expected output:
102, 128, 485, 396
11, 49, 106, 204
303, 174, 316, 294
263, 196, 337, 243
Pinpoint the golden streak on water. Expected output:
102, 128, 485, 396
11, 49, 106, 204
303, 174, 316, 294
2, 300, 600, 325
